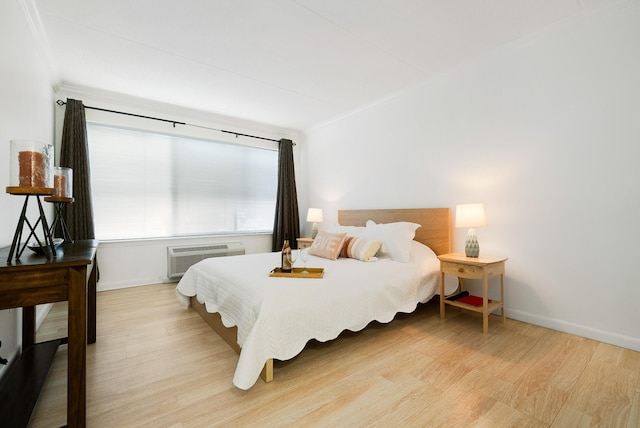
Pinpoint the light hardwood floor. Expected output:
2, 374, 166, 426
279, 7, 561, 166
29, 283, 639, 427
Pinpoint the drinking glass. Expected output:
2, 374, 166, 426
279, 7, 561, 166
287, 249, 298, 269
300, 248, 310, 273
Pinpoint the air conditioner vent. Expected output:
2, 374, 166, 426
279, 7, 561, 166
172, 244, 228, 253
167, 242, 244, 280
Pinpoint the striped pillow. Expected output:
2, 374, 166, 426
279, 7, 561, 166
340, 236, 382, 262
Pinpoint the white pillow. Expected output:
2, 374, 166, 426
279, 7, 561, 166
361, 220, 421, 262
408, 241, 459, 295
325, 223, 365, 237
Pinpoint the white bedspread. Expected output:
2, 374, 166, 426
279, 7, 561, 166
175, 241, 457, 390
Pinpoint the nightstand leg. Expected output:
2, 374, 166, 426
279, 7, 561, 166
482, 271, 489, 333
439, 270, 445, 319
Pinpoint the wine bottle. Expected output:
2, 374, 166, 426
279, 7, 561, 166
281, 237, 292, 273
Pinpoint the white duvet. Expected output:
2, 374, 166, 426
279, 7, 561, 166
175, 241, 457, 390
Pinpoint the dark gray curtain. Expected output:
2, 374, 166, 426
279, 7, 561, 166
272, 139, 300, 251
60, 98, 97, 242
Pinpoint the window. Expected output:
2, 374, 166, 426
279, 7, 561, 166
87, 123, 278, 240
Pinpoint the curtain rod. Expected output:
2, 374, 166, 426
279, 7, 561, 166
55, 99, 292, 144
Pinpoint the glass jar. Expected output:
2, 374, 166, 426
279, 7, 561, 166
10, 140, 54, 189
53, 167, 73, 198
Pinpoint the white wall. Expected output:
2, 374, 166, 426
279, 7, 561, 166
304, 1, 640, 351
0, 0, 55, 376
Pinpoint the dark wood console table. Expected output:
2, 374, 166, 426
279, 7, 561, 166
0, 239, 98, 427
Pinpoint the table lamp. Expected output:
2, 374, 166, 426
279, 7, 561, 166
306, 208, 323, 239
455, 203, 487, 258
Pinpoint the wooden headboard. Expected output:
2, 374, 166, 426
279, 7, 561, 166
337, 208, 451, 255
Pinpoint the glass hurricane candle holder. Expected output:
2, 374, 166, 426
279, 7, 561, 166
53, 167, 73, 198
10, 140, 54, 189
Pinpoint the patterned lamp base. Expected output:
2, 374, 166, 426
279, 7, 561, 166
465, 228, 480, 258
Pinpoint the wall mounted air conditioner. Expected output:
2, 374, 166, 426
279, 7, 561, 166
167, 242, 245, 280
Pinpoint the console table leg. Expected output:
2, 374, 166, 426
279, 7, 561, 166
67, 266, 87, 427
22, 306, 36, 347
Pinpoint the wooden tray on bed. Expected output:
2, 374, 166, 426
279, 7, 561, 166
269, 267, 324, 278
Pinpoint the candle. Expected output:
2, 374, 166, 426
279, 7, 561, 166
18, 150, 46, 187
54, 174, 67, 197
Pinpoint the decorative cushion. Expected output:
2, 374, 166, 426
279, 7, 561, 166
308, 231, 347, 260
340, 236, 382, 262
361, 220, 421, 262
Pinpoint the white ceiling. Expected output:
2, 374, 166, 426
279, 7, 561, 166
30, 0, 604, 130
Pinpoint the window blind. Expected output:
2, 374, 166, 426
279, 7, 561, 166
87, 123, 277, 240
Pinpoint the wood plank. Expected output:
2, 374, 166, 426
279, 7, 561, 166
29, 283, 640, 427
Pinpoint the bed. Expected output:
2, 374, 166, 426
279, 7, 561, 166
175, 208, 455, 390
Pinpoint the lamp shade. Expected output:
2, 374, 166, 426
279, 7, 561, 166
306, 208, 323, 223
455, 203, 487, 228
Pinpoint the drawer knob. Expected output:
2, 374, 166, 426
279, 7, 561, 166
458, 267, 464, 273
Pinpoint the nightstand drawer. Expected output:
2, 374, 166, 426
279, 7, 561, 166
297, 238, 314, 249
441, 261, 483, 279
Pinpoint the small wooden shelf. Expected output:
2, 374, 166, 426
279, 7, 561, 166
438, 253, 508, 333
0, 339, 62, 427
6, 186, 54, 196
445, 297, 503, 314
44, 196, 74, 203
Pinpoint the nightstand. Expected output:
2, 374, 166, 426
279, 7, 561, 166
438, 253, 507, 333
297, 238, 314, 249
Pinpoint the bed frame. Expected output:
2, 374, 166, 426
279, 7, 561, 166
189, 207, 451, 384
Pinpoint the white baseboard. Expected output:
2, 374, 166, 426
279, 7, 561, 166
97, 277, 170, 292
36, 304, 53, 331
506, 308, 640, 352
